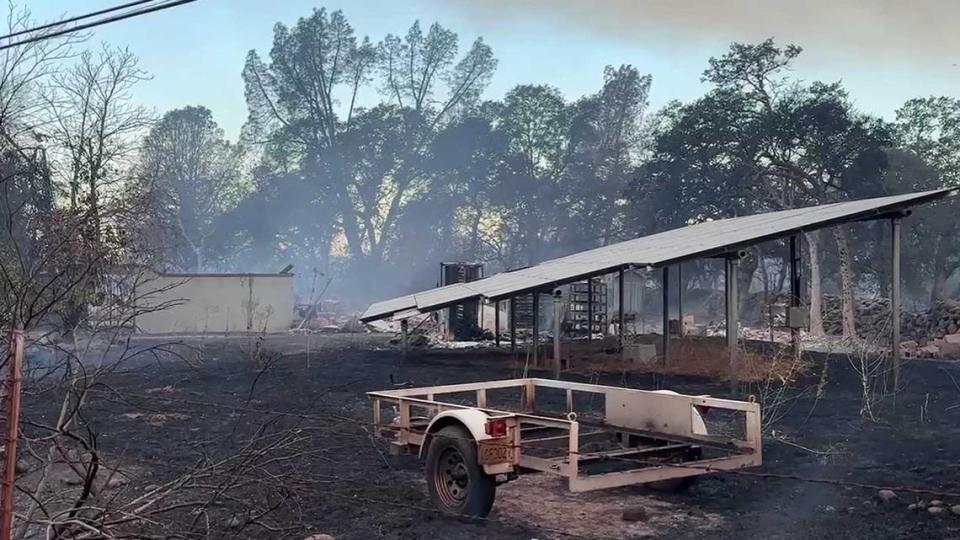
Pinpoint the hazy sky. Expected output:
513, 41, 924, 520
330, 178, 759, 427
27, 0, 960, 141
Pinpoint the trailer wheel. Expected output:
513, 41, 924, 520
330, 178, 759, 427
425, 425, 496, 518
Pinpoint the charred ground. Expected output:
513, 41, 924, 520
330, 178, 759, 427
22, 333, 960, 539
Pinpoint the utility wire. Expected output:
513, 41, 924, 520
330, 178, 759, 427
0, 0, 200, 52
0, 0, 158, 41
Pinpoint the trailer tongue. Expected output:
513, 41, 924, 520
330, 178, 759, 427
369, 378, 762, 518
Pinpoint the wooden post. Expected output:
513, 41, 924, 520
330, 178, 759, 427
400, 319, 409, 358
1, 330, 25, 540
662, 266, 670, 364
891, 218, 902, 390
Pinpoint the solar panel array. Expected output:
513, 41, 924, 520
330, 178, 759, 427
361, 189, 953, 322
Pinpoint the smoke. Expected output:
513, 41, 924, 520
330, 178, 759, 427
438, 0, 959, 67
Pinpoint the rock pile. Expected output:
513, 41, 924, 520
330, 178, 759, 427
910, 300, 960, 340
821, 295, 898, 341
821, 295, 957, 340
821, 295, 960, 358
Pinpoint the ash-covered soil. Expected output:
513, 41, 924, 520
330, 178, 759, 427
21, 333, 960, 539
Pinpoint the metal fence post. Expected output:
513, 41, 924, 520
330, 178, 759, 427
1, 329, 25, 540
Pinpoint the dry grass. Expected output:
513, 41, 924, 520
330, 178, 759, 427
564, 335, 805, 383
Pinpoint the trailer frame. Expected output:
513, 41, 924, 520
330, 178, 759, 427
368, 377, 762, 493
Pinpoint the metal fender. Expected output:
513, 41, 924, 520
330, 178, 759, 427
652, 390, 708, 435
418, 408, 494, 459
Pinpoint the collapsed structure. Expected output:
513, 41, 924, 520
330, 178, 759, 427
362, 189, 955, 389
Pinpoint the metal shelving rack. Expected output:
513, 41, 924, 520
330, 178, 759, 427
567, 278, 606, 336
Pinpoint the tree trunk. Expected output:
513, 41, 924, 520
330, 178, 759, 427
833, 226, 857, 340
930, 231, 950, 303
88, 174, 101, 241
468, 198, 483, 260
806, 230, 824, 337
737, 250, 758, 317
875, 221, 889, 299
776, 254, 788, 295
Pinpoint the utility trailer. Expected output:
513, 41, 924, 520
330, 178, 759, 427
368, 378, 762, 517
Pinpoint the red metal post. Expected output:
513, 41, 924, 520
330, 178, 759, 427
1, 329, 25, 540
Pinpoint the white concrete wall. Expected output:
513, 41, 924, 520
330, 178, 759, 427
135, 273, 294, 334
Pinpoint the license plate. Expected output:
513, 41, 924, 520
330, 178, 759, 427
478, 441, 511, 464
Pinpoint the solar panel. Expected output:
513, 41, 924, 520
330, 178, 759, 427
361, 189, 953, 322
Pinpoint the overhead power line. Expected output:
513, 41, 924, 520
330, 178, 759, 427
0, 0, 158, 41
0, 0, 200, 52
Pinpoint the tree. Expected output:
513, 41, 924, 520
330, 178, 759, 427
563, 65, 651, 249
241, 9, 496, 292
626, 40, 892, 338
137, 106, 243, 271
419, 115, 506, 262
490, 84, 568, 266
893, 97, 960, 301
43, 45, 150, 236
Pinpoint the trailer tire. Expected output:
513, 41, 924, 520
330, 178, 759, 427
425, 425, 496, 518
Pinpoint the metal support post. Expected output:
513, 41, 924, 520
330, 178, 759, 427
726, 257, 740, 394
662, 266, 670, 364
495, 300, 501, 347
618, 269, 625, 354
891, 218, 902, 390
1, 330, 25, 540
677, 263, 684, 337
587, 278, 594, 343
532, 292, 540, 366
553, 289, 562, 378
510, 297, 517, 356
790, 235, 802, 361
400, 319, 409, 358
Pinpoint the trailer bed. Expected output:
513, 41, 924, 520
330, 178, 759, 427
369, 378, 761, 492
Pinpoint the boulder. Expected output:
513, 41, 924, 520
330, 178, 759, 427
944, 333, 960, 345
106, 475, 129, 489
877, 489, 897, 502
